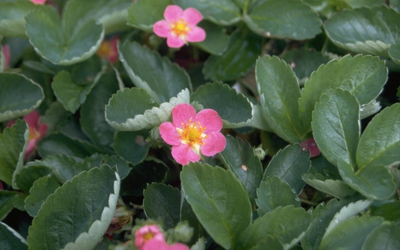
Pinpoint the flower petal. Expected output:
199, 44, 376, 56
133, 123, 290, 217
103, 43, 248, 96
172, 144, 200, 165
172, 104, 196, 128
142, 239, 169, 250
153, 20, 170, 38
169, 242, 190, 250
182, 8, 203, 26
201, 132, 226, 156
164, 5, 183, 23
159, 122, 181, 146
186, 27, 206, 43
24, 111, 40, 128
195, 109, 223, 133
166, 33, 186, 48
25, 138, 37, 159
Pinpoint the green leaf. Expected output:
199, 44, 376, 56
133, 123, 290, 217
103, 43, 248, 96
203, 29, 261, 81
25, 176, 61, 217
282, 48, 330, 81
301, 199, 350, 250
312, 89, 395, 200
102, 155, 132, 180
120, 158, 168, 196
181, 162, 251, 250
357, 103, 400, 170
235, 206, 312, 250
119, 41, 191, 103
38, 133, 98, 159
312, 89, 359, 169
0, 73, 44, 122
173, 0, 241, 25
299, 54, 387, 131
389, 42, 400, 65
362, 222, 400, 250
14, 164, 52, 194
256, 55, 306, 143
319, 216, 383, 250
256, 177, 300, 216
324, 6, 400, 56
144, 183, 181, 229
114, 130, 152, 166
0, 119, 28, 187
52, 71, 98, 114
127, 0, 172, 32
0, 1, 43, 37
106, 88, 190, 131
63, 0, 132, 34
370, 201, 400, 223
80, 71, 119, 154
195, 21, 230, 55
263, 144, 310, 194
27, 165, 120, 250
191, 82, 253, 128
325, 199, 372, 236
302, 173, 355, 199
244, 0, 321, 40
0, 44, 4, 72
218, 135, 263, 199
0, 190, 25, 221
0, 222, 28, 250
25, 7, 104, 65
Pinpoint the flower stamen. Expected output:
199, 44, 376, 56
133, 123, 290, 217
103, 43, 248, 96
177, 119, 208, 150
170, 18, 191, 38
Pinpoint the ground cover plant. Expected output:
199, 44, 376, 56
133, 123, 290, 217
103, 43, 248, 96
1, 0, 400, 249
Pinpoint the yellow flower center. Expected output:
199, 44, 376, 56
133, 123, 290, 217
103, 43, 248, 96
177, 119, 208, 152
28, 127, 40, 141
170, 18, 191, 38
143, 232, 155, 242
97, 41, 112, 59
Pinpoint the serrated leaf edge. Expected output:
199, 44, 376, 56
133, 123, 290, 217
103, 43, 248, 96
106, 88, 190, 131
323, 199, 372, 238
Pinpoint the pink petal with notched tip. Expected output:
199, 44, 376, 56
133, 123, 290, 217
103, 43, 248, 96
25, 138, 38, 159
201, 132, 226, 156
166, 34, 186, 48
182, 8, 203, 26
172, 104, 196, 128
164, 5, 183, 23
172, 144, 200, 165
186, 26, 206, 43
159, 122, 181, 146
153, 20, 170, 38
195, 109, 223, 133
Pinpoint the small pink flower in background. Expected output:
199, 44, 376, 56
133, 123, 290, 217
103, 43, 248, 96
301, 137, 321, 158
135, 225, 165, 250
2, 44, 11, 69
153, 5, 206, 48
30, 0, 46, 4
7, 111, 48, 159
143, 238, 189, 250
97, 36, 119, 64
159, 104, 226, 165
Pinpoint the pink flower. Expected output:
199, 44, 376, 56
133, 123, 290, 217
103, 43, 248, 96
301, 137, 321, 158
159, 104, 226, 165
135, 225, 165, 250
97, 36, 119, 64
7, 111, 48, 159
153, 5, 206, 48
2, 44, 11, 69
143, 239, 189, 250
30, 0, 46, 4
